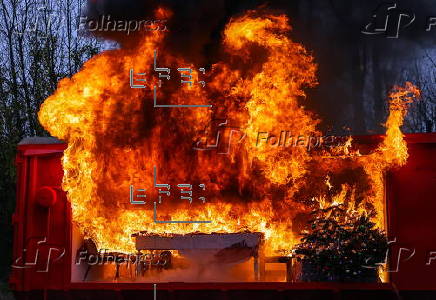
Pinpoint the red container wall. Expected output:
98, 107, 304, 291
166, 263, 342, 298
8, 133, 436, 293
10, 142, 70, 291
386, 134, 436, 290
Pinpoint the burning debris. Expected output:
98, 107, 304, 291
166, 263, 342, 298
38, 5, 419, 266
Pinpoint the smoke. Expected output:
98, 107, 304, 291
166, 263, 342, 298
81, 0, 270, 64
113, 252, 255, 282
80, 0, 436, 135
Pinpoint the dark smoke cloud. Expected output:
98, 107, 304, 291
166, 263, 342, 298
81, 0, 436, 134
82, 0, 269, 64
82, 0, 436, 72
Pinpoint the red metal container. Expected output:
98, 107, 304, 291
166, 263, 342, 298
10, 137, 69, 292
9, 134, 436, 299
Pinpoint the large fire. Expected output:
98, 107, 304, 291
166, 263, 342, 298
38, 9, 420, 255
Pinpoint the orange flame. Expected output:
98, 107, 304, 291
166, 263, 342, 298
38, 9, 419, 255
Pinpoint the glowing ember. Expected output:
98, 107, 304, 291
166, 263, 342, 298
38, 8, 419, 254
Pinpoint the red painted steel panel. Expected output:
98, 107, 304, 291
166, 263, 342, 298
10, 141, 70, 291
386, 137, 436, 289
